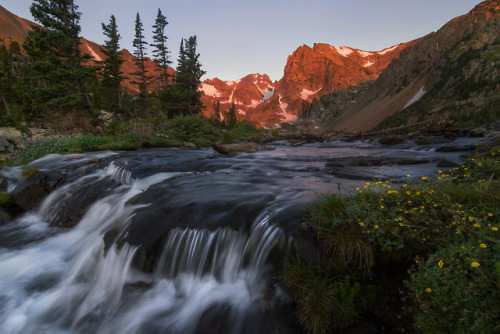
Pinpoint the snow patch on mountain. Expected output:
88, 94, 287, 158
363, 61, 374, 67
226, 80, 241, 86
334, 46, 353, 57
201, 83, 221, 98
85, 43, 102, 62
278, 95, 288, 112
378, 45, 399, 55
247, 100, 261, 108
300, 88, 321, 100
357, 50, 373, 57
403, 87, 427, 109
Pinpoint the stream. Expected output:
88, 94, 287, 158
0, 137, 484, 333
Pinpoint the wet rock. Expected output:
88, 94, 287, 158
45, 178, 120, 228
0, 176, 7, 192
469, 126, 487, 137
378, 135, 405, 145
0, 206, 11, 224
436, 144, 477, 152
212, 141, 259, 154
437, 158, 460, 168
181, 142, 197, 148
11, 174, 50, 211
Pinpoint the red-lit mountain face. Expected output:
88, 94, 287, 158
200, 42, 417, 127
199, 74, 275, 122
0, 5, 169, 93
1, 4, 412, 127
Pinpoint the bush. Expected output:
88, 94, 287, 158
283, 146, 500, 332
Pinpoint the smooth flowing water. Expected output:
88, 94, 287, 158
0, 138, 482, 333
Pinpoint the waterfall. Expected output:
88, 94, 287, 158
0, 161, 292, 334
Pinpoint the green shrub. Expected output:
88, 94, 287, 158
281, 257, 361, 333
406, 241, 500, 333
283, 146, 500, 332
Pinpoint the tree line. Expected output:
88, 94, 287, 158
0, 0, 206, 127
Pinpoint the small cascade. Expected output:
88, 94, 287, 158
0, 161, 293, 334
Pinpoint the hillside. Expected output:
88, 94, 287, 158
301, 0, 500, 134
0, 4, 169, 93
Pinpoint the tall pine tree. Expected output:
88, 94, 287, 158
132, 12, 149, 116
174, 36, 206, 114
151, 9, 171, 90
23, 0, 92, 116
100, 15, 124, 110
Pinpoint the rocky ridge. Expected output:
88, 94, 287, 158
301, 0, 500, 134
200, 42, 415, 128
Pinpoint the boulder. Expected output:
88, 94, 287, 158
212, 141, 258, 155
436, 159, 460, 168
11, 174, 50, 211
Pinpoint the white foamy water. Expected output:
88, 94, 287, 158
0, 162, 290, 334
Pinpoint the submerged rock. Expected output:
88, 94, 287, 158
212, 141, 259, 154
11, 174, 50, 211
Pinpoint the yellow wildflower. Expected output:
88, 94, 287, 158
471, 262, 480, 268
488, 213, 493, 217
426, 288, 432, 293
374, 225, 379, 229
480, 244, 487, 248
359, 222, 365, 227
421, 177, 428, 180
438, 260, 443, 268
474, 223, 481, 228
492, 227, 498, 232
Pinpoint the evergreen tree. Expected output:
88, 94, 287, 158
9, 41, 21, 55
151, 8, 171, 89
23, 0, 92, 116
213, 100, 222, 126
226, 102, 237, 128
0, 45, 15, 122
100, 15, 124, 110
174, 36, 206, 114
132, 12, 149, 115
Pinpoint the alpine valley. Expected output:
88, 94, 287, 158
1, 0, 498, 132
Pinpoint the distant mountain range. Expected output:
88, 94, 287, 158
1, 1, 498, 131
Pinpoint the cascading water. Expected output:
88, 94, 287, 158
0, 138, 483, 333
0, 160, 293, 334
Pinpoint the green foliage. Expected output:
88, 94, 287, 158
225, 102, 237, 128
0, 193, 14, 209
406, 241, 500, 333
151, 8, 172, 89
99, 14, 124, 111
6, 136, 113, 166
23, 0, 93, 115
222, 120, 259, 142
174, 36, 206, 114
167, 115, 220, 147
281, 257, 361, 333
284, 145, 500, 332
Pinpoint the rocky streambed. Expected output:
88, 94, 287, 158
0, 136, 487, 334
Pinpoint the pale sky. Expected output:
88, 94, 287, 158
2, 0, 484, 82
